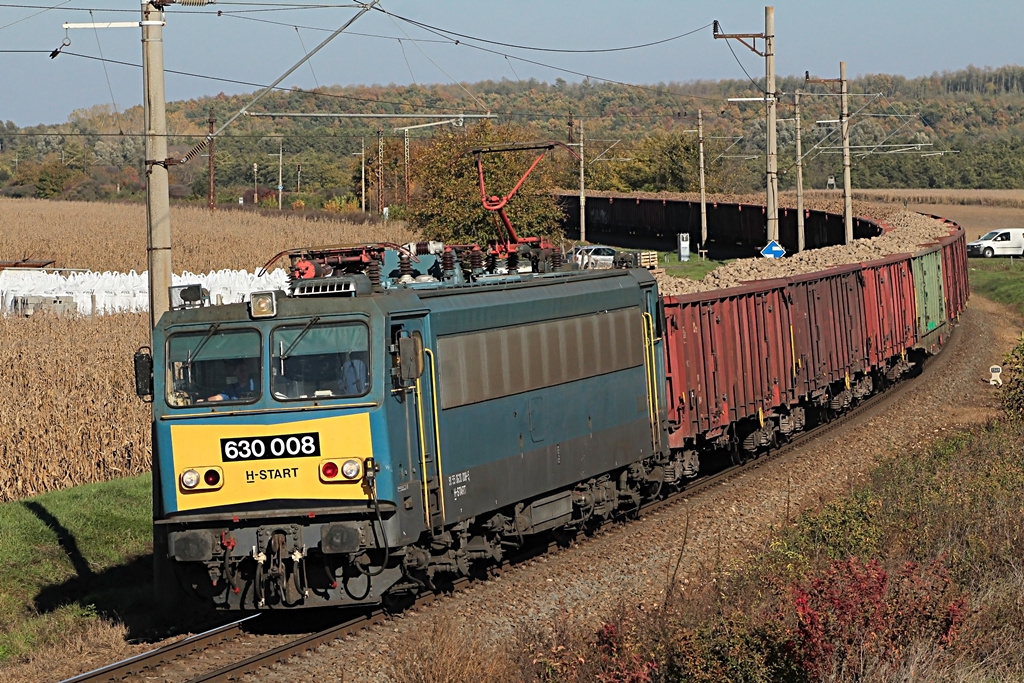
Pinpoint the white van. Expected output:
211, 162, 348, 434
967, 229, 1024, 258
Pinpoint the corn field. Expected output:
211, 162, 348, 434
0, 198, 419, 272
0, 312, 150, 501
0, 199, 422, 502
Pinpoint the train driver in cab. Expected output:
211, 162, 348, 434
340, 351, 367, 396
208, 359, 258, 402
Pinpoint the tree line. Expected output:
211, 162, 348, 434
2, 65, 1024, 240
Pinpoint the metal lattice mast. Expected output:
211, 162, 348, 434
207, 108, 215, 211
377, 128, 384, 214
404, 129, 410, 206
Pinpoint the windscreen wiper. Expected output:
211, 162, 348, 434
184, 323, 221, 371
279, 316, 321, 361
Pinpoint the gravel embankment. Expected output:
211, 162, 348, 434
247, 297, 1019, 683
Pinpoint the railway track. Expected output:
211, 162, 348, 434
64, 330, 952, 683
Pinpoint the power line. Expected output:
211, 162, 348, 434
376, 9, 723, 104
0, 0, 69, 32
372, 7, 711, 55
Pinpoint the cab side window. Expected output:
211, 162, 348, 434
995, 233, 1009, 242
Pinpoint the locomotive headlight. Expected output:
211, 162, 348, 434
249, 291, 277, 318
341, 459, 362, 480
180, 469, 201, 489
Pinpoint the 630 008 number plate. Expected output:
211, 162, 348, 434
220, 432, 321, 462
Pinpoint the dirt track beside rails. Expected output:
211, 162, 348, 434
234, 295, 1020, 683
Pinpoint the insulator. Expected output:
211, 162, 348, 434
177, 0, 214, 5
551, 247, 563, 270
367, 259, 381, 289
485, 252, 497, 273
399, 253, 413, 277
442, 247, 455, 273
506, 252, 519, 274
470, 247, 483, 271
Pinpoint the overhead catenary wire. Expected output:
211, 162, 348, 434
369, 7, 710, 55
294, 25, 321, 88
178, 0, 379, 165
88, 9, 123, 134
0, 0, 69, 32
380, 5, 488, 111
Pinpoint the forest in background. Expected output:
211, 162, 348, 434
2, 64, 1024, 224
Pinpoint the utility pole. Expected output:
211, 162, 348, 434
579, 118, 586, 243
794, 92, 804, 252
142, 0, 171, 330
296, 163, 301, 194
253, 163, 258, 204
764, 6, 778, 243
806, 62, 853, 244
207, 108, 215, 211
698, 109, 707, 247
840, 61, 852, 244
714, 6, 778, 244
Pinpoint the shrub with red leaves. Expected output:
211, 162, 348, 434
790, 556, 966, 679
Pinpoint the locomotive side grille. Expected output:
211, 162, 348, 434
437, 308, 644, 409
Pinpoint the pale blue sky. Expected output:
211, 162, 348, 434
1, 1, 1021, 127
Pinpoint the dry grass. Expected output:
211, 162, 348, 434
0, 199, 419, 272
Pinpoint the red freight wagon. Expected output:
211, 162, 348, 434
661, 281, 793, 449
859, 255, 916, 368
786, 264, 868, 404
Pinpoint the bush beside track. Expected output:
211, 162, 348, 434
498, 417, 1024, 682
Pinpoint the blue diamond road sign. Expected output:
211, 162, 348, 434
761, 240, 787, 259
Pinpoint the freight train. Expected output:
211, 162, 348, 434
134, 220, 968, 612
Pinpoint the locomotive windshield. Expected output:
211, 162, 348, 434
165, 327, 262, 407
271, 321, 370, 400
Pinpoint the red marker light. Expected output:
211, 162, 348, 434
204, 469, 221, 486
322, 461, 339, 479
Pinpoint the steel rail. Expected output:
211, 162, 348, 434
61, 615, 260, 683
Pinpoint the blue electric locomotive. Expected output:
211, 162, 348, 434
137, 242, 669, 610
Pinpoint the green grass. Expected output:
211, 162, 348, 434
0, 474, 152, 665
654, 251, 732, 280
968, 257, 1024, 317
